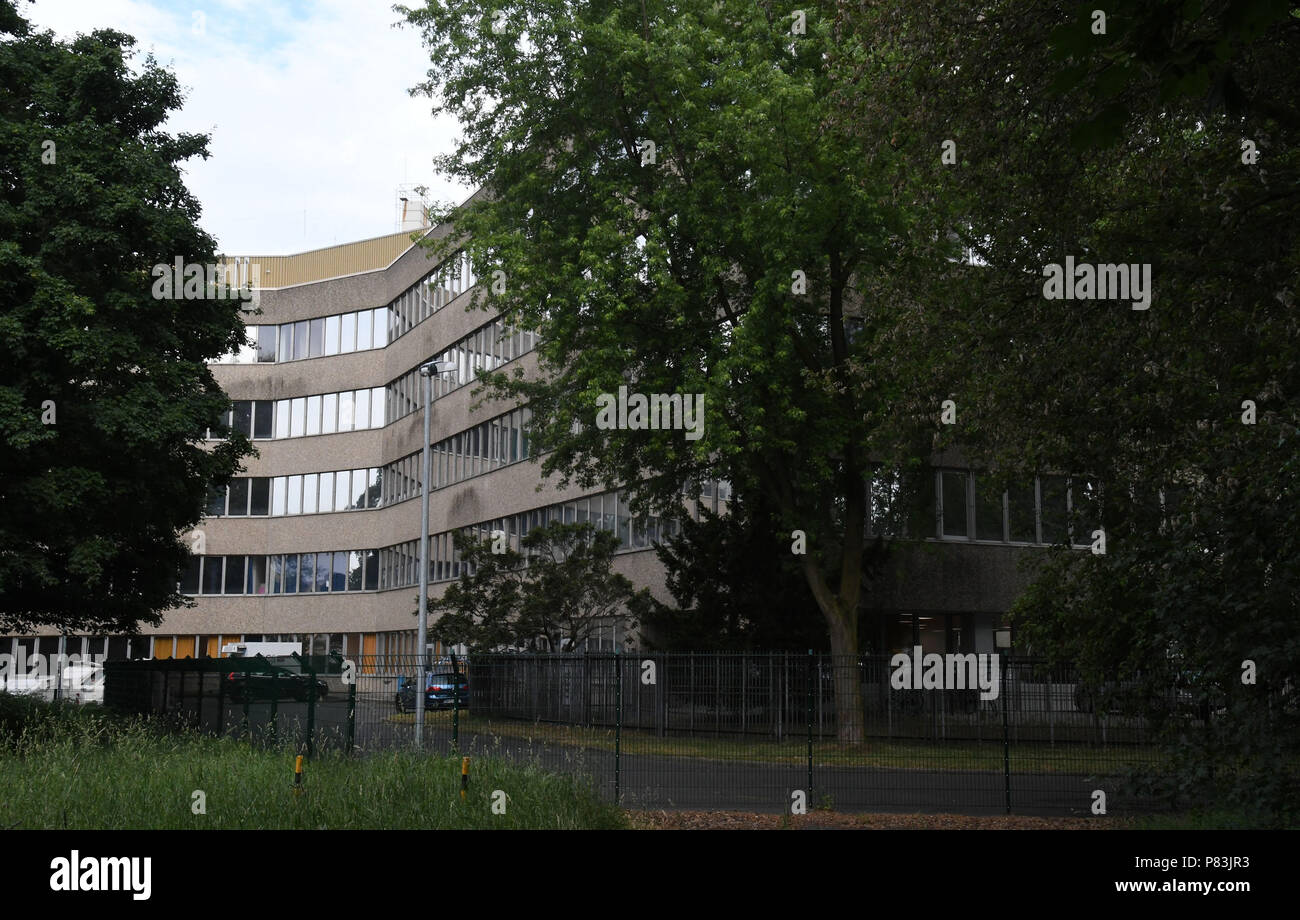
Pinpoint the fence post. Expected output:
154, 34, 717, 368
305, 660, 317, 759
806, 650, 814, 799
689, 652, 695, 735
241, 666, 250, 737
269, 667, 279, 748
583, 648, 591, 728
615, 649, 622, 805
216, 658, 227, 738
451, 650, 460, 751
346, 672, 356, 755
1002, 655, 1011, 815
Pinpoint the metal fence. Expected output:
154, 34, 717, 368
100, 651, 1181, 815
343, 652, 1173, 816
104, 654, 356, 755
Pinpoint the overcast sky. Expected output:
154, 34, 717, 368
23, 0, 474, 255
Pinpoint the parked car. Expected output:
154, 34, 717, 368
225, 659, 328, 703
395, 672, 469, 713
1, 663, 104, 704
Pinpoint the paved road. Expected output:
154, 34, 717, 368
353, 713, 1156, 816
187, 696, 1156, 816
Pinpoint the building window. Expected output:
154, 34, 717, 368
224, 555, 245, 594
1040, 476, 1069, 544
180, 557, 201, 595
253, 401, 273, 439
228, 478, 249, 516
973, 475, 1005, 542
1007, 481, 1037, 543
257, 326, 277, 362
201, 557, 224, 595
941, 471, 968, 538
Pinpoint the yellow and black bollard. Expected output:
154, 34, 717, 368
460, 756, 469, 801
293, 754, 304, 798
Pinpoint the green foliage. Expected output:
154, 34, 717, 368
834, 0, 1300, 823
0, 0, 252, 632
641, 499, 834, 651
396, 2, 936, 725
429, 520, 654, 651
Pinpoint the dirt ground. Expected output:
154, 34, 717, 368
628, 810, 1125, 829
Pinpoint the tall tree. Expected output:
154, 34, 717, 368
399, 0, 933, 740
832, 0, 1300, 823
0, 1, 252, 634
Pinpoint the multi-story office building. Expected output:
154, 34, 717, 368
1, 199, 1091, 667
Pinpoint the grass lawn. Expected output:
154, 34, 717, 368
392, 710, 1159, 774
0, 698, 625, 830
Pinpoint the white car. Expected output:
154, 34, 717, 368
0, 663, 104, 704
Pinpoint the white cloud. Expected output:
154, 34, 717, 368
25, 0, 474, 253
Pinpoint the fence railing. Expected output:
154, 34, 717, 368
103, 651, 1185, 815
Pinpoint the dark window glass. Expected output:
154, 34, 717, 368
1008, 482, 1037, 542
247, 555, 268, 595
224, 555, 245, 594
941, 471, 968, 537
1040, 476, 1069, 544
308, 318, 324, 357
283, 554, 299, 594
332, 551, 348, 592
232, 400, 253, 437
253, 401, 273, 439
228, 478, 249, 516
1071, 478, 1099, 546
315, 552, 331, 592
363, 550, 379, 590
206, 484, 226, 516
905, 470, 936, 538
974, 476, 1004, 541
180, 556, 201, 594
298, 553, 315, 593
257, 325, 277, 362
201, 557, 224, 594
249, 477, 270, 515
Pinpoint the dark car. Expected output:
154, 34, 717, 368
225, 661, 328, 703
395, 672, 469, 713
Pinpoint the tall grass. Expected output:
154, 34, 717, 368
0, 694, 625, 830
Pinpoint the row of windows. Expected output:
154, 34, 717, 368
388, 249, 476, 343
274, 388, 386, 438
205, 390, 388, 442
387, 319, 540, 423
206, 404, 537, 516
380, 489, 689, 590
373, 404, 536, 507
869, 470, 1097, 546
210, 329, 535, 443
430, 406, 533, 490
214, 251, 476, 365
180, 550, 380, 595
206, 468, 384, 517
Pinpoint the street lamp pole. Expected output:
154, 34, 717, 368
415, 359, 449, 749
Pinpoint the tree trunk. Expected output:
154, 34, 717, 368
824, 604, 864, 743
